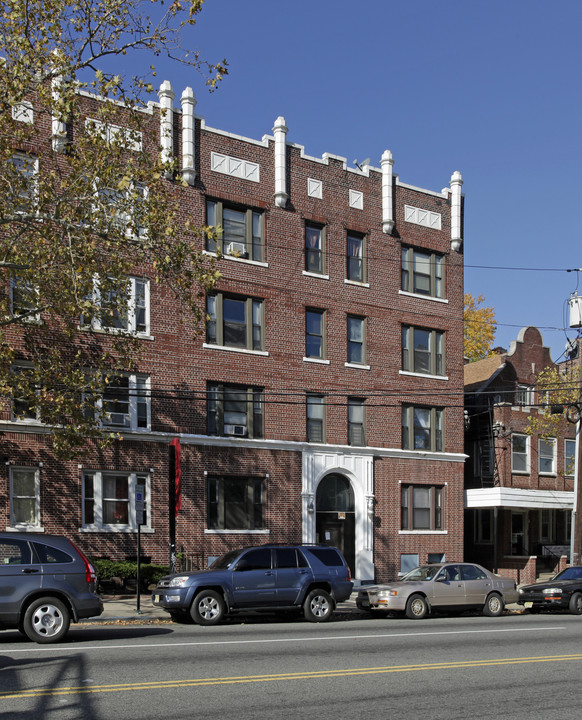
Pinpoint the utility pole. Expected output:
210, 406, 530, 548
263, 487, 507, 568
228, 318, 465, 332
572, 337, 582, 566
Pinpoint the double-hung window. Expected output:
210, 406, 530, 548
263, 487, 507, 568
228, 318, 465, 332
516, 384, 534, 407
348, 398, 365, 446
99, 373, 150, 431
565, 438, 576, 477
9, 467, 40, 529
95, 180, 148, 239
86, 276, 150, 335
347, 315, 366, 365
207, 383, 264, 438
206, 199, 264, 261
401, 484, 443, 530
401, 246, 444, 298
305, 224, 325, 274
10, 275, 40, 322
306, 394, 325, 443
539, 437, 556, 475
402, 405, 443, 452
511, 433, 530, 473
305, 309, 325, 359
207, 475, 265, 530
402, 325, 445, 376
9, 153, 38, 213
347, 232, 365, 282
206, 293, 263, 351
10, 363, 40, 422
83, 471, 149, 530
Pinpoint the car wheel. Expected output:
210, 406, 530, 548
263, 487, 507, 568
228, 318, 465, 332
303, 589, 334, 622
569, 591, 582, 615
23, 597, 70, 644
405, 594, 428, 619
483, 593, 504, 617
190, 590, 226, 626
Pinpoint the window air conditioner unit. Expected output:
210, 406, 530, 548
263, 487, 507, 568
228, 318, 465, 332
224, 424, 247, 437
107, 412, 130, 427
226, 241, 247, 257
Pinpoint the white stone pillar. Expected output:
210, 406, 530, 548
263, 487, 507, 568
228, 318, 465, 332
180, 87, 197, 186
158, 80, 175, 178
381, 150, 394, 234
273, 116, 288, 208
51, 74, 67, 153
450, 170, 463, 252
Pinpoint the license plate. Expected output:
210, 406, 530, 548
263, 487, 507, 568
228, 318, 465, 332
524, 601, 533, 608
154, 594, 161, 604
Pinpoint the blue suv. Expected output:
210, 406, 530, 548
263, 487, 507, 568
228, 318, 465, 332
152, 544, 353, 625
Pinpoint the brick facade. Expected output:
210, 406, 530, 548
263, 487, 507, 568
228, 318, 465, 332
1, 81, 466, 583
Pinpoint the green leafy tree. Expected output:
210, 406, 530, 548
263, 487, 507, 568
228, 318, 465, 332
0, 0, 226, 456
527, 363, 579, 447
464, 293, 496, 362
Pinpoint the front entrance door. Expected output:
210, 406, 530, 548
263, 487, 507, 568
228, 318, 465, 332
511, 511, 527, 555
315, 474, 356, 575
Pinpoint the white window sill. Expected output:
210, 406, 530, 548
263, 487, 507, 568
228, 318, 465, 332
5, 525, 44, 533
399, 290, 448, 303
79, 326, 155, 341
203, 250, 268, 268
80, 525, 154, 534
399, 370, 449, 381
345, 362, 370, 370
204, 529, 270, 534
303, 357, 330, 365
344, 279, 370, 288
203, 343, 269, 357
399, 530, 448, 535
302, 271, 330, 280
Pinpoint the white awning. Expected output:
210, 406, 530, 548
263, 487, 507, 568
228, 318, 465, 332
465, 487, 573, 510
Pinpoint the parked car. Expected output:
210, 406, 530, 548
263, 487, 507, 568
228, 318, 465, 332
0, 532, 102, 643
356, 562, 518, 619
517, 566, 582, 614
152, 544, 353, 625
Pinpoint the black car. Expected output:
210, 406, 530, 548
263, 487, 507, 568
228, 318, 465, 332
517, 566, 582, 614
152, 544, 353, 625
0, 532, 103, 643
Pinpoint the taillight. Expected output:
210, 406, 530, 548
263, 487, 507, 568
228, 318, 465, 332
69, 541, 96, 584
346, 566, 352, 582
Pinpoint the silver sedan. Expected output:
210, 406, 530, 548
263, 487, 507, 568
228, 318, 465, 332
356, 562, 518, 619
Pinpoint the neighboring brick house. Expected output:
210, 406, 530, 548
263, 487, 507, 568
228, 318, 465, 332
2, 80, 466, 583
464, 327, 575, 585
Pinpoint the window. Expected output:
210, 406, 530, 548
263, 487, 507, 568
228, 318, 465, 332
348, 398, 365, 446
10, 467, 40, 528
511, 433, 530, 473
207, 476, 264, 530
85, 276, 150, 335
539, 437, 556, 475
402, 325, 445, 376
206, 199, 264, 262
401, 484, 443, 530
96, 373, 150, 430
306, 394, 325, 443
10, 276, 40, 321
565, 439, 576, 477
206, 294, 263, 351
347, 315, 366, 364
401, 246, 444, 298
10, 364, 39, 422
347, 232, 365, 282
474, 509, 492, 543
516, 384, 534, 406
207, 383, 264, 438
305, 223, 325, 274
83, 471, 149, 530
9, 153, 38, 213
402, 405, 443, 452
96, 180, 148, 238
305, 309, 325, 359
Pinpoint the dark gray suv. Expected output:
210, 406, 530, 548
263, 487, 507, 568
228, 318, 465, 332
152, 544, 353, 625
0, 532, 103, 643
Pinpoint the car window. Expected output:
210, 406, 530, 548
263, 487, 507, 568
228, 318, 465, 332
33, 542, 73, 564
403, 565, 440, 581
209, 549, 242, 570
0, 538, 33, 565
275, 548, 309, 568
235, 548, 272, 571
435, 565, 462, 582
462, 564, 487, 581
308, 548, 343, 566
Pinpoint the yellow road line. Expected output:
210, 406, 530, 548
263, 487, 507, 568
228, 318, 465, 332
2, 653, 582, 700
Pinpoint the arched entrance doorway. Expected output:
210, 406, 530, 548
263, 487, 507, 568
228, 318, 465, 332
316, 473, 356, 575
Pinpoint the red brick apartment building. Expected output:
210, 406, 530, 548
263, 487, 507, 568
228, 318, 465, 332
2, 81, 466, 583
464, 327, 575, 585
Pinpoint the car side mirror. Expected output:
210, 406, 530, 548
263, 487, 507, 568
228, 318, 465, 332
436, 575, 447, 582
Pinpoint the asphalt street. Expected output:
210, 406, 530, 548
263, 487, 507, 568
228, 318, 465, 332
0, 611, 580, 719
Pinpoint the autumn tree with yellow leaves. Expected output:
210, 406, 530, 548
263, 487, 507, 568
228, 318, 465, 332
464, 293, 497, 362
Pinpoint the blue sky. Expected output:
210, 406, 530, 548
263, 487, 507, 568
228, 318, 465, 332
143, 0, 582, 361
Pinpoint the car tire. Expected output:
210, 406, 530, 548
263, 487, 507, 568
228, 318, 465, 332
190, 590, 226, 626
23, 597, 70, 644
303, 589, 334, 622
569, 591, 582, 615
405, 594, 428, 619
482, 592, 504, 617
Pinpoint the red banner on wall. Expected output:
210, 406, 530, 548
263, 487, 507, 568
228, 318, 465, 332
170, 438, 181, 515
